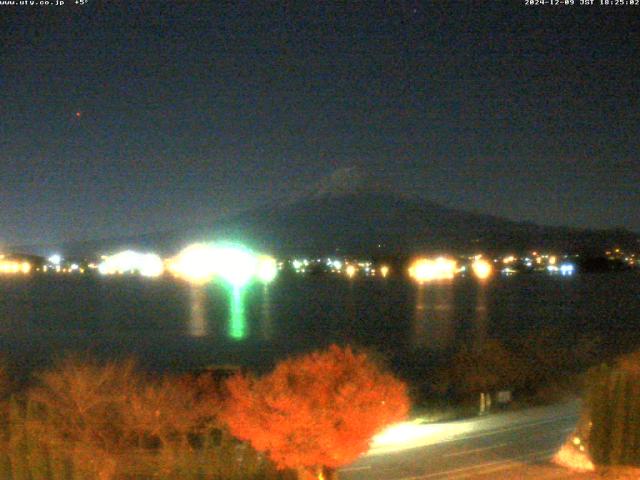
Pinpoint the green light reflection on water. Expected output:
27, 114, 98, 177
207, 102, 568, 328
228, 285, 247, 340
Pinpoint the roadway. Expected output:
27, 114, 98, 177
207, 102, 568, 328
340, 400, 581, 480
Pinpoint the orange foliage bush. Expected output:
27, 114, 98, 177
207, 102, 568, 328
221, 345, 410, 477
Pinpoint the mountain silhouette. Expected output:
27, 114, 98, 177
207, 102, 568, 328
12, 190, 639, 258
206, 190, 639, 256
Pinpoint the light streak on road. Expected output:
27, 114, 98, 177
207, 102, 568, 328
341, 401, 580, 480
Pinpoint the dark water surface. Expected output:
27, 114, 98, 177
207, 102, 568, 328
1, 272, 639, 377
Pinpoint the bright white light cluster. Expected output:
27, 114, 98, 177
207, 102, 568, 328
291, 259, 309, 273
166, 243, 218, 284
369, 420, 474, 456
408, 257, 457, 283
345, 264, 357, 278
167, 243, 278, 286
48, 254, 62, 266
98, 250, 164, 277
255, 255, 278, 283
0, 259, 31, 274
342, 260, 378, 278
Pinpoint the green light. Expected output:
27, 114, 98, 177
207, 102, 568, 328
229, 285, 247, 340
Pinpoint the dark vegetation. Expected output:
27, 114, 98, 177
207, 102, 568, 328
585, 351, 640, 467
0, 355, 293, 480
0, 346, 408, 480
402, 328, 602, 421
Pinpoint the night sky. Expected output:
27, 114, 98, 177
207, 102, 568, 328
2, 1, 639, 246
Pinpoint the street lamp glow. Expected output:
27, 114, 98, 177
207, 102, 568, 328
409, 258, 431, 283
409, 257, 457, 283
503, 255, 516, 264
560, 263, 575, 276
213, 246, 258, 288
0, 258, 31, 274
380, 265, 390, 278
139, 253, 164, 277
345, 264, 357, 278
256, 255, 278, 283
169, 242, 276, 286
168, 243, 219, 284
98, 250, 164, 277
471, 258, 493, 280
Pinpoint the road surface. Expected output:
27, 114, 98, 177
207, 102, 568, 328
340, 400, 581, 480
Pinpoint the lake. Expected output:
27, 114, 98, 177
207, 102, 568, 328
1, 271, 640, 378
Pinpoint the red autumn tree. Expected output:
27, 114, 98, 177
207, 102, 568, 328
221, 345, 410, 480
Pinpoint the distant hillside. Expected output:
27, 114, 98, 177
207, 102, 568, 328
202, 191, 640, 256
16, 190, 639, 258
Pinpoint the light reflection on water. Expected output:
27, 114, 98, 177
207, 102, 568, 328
413, 284, 427, 346
260, 285, 273, 340
188, 286, 208, 337
473, 283, 488, 350
413, 280, 492, 352
2, 272, 640, 375
412, 282, 455, 351
187, 283, 249, 340
229, 286, 247, 340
